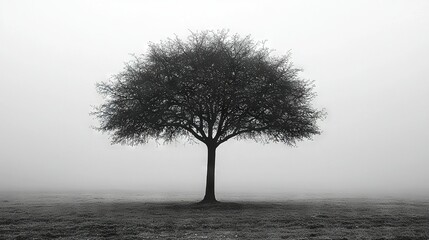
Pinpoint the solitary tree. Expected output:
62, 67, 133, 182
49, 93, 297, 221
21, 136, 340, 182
94, 30, 324, 203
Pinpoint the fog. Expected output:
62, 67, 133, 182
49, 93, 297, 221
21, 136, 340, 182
1, 0, 429, 198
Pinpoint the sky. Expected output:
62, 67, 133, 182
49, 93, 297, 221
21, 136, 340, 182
1, 0, 429, 199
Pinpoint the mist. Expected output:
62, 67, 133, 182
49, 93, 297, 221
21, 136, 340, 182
1, 0, 429, 199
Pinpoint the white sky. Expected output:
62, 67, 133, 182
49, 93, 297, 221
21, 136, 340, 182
1, 0, 429, 198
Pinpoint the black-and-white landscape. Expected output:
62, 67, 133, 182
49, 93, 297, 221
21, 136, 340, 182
1, 1, 428, 239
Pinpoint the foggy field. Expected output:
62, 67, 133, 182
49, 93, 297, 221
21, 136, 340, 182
1, 194, 428, 239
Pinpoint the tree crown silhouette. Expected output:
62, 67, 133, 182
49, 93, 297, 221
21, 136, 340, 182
95, 30, 323, 148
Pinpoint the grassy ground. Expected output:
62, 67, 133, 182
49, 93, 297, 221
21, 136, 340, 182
0, 195, 428, 239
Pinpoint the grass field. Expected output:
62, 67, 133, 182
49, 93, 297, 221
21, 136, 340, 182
1, 194, 428, 239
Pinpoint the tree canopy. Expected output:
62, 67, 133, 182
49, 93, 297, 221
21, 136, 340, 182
94, 30, 324, 148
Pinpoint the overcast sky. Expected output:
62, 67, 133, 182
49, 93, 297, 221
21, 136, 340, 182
1, 0, 428, 198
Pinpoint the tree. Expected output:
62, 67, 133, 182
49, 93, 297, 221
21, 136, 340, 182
94, 30, 324, 203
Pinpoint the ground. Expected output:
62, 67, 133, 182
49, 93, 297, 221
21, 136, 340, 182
0, 194, 428, 239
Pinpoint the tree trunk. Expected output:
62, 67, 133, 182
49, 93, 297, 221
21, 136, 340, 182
201, 144, 217, 203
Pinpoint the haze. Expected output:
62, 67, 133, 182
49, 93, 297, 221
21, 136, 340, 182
1, 0, 428, 199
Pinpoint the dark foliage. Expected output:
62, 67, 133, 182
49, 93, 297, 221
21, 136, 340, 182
94, 30, 324, 147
